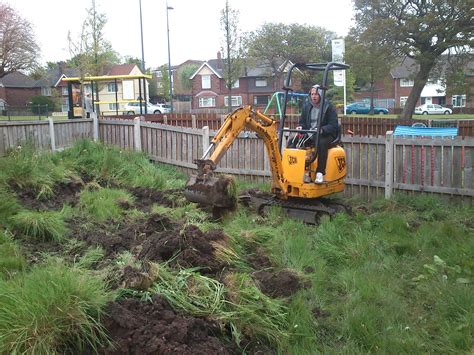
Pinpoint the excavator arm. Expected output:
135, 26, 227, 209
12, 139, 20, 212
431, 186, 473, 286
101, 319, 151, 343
184, 106, 287, 208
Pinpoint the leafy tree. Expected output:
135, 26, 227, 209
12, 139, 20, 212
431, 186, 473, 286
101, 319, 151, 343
0, 3, 40, 77
345, 28, 394, 114
30, 96, 56, 114
67, 0, 119, 78
244, 23, 336, 90
353, 0, 474, 119
179, 64, 199, 91
160, 64, 171, 101
123, 56, 142, 67
220, 0, 243, 112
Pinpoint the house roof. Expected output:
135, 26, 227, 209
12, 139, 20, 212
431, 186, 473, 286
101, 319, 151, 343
189, 58, 293, 80
390, 57, 419, 79
106, 64, 138, 76
35, 66, 80, 88
0, 72, 37, 88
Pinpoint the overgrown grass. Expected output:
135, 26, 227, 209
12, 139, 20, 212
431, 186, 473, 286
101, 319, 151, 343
0, 230, 26, 278
0, 144, 71, 199
0, 259, 112, 354
78, 187, 135, 222
58, 139, 185, 189
9, 206, 71, 242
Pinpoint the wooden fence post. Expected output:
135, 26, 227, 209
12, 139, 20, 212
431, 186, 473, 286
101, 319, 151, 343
163, 115, 168, 125
202, 126, 209, 156
48, 117, 56, 152
92, 112, 99, 141
220, 115, 226, 126
385, 130, 394, 199
134, 117, 142, 151
192, 115, 197, 129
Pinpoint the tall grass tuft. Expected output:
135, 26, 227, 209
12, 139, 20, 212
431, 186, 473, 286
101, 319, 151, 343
0, 188, 22, 226
0, 230, 26, 278
0, 143, 70, 199
59, 139, 186, 189
0, 259, 112, 354
9, 208, 70, 242
78, 187, 135, 222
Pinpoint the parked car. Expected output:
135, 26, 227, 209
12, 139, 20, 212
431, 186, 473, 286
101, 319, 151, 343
123, 102, 170, 114
414, 104, 452, 115
345, 102, 389, 115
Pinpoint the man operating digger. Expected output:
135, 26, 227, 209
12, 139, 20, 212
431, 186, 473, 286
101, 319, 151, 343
288, 84, 339, 183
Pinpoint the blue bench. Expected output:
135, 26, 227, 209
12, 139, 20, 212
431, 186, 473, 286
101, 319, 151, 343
393, 125, 458, 138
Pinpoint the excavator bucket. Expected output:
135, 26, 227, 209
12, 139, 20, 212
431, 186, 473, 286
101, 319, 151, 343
184, 160, 237, 208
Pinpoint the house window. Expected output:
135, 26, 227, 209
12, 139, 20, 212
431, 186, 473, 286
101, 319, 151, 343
61, 103, 69, 112
107, 83, 117, 93
199, 97, 215, 108
157, 82, 163, 88
224, 96, 242, 107
255, 78, 267, 87
41, 87, 52, 96
156, 71, 163, 78
232, 80, 239, 89
400, 96, 408, 107
202, 75, 211, 89
108, 103, 118, 110
400, 79, 414, 87
452, 95, 466, 107
254, 95, 270, 105
61, 87, 68, 96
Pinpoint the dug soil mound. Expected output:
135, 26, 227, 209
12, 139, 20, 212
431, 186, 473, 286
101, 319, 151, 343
97, 295, 236, 355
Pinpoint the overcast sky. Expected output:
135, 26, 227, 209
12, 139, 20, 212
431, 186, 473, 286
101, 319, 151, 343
11, 0, 354, 69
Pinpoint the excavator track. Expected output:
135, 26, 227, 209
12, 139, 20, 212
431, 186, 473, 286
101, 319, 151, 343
239, 189, 349, 224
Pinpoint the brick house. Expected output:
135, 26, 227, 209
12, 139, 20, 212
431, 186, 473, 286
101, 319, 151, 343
353, 57, 473, 112
189, 56, 301, 111
0, 72, 39, 108
35, 63, 80, 112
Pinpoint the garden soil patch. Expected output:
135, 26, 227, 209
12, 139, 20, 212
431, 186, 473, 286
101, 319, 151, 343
11, 183, 310, 354
97, 295, 236, 355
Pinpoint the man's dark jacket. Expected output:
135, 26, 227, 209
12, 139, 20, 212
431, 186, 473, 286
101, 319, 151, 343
298, 99, 338, 138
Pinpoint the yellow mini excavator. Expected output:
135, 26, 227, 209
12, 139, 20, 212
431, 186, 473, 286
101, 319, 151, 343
184, 62, 350, 223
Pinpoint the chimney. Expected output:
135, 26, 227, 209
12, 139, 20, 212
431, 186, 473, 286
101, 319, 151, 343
216, 51, 222, 69
58, 61, 66, 75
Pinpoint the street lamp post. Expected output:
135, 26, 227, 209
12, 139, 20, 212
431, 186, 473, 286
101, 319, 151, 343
139, 0, 147, 114
166, 1, 173, 113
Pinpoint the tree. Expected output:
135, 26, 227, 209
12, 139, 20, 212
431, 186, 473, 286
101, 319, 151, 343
353, 0, 474, 119
160, 64, 170, 101
345, 28, 394, 114
220, 1, 243, 113
0, 3, 40, 77
179, 64, 199, 91
68, 0, 119, 78
244, 23, 336, 90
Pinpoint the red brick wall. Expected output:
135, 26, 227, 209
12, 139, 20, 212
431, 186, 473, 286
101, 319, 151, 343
4, 88, 40, 107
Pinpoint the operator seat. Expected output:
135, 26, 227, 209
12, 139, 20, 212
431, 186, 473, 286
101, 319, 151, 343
328, 121, 342, 148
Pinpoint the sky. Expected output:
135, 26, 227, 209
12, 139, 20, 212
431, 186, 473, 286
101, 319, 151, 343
11, 0, 354, 70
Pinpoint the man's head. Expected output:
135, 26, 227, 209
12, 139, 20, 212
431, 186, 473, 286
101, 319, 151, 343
310, 85, 321, 105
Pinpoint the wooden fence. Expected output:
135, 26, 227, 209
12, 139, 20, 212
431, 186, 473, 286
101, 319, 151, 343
1, 117, 473, 203
105, 112, 474, 137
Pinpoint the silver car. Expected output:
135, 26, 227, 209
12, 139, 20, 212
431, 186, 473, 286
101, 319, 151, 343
124, 102, 170, 114
414, 104, 452, 115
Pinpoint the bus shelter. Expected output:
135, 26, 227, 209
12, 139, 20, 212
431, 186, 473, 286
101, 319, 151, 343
62, 73, 152, 119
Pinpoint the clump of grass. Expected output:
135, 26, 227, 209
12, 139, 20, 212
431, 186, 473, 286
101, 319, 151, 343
0, 188, 22, 226
0, 259, 111, 354
9, 207, 70, 242
152, 203, 214, 230
78, 187, 135, 222
59, 140, 186, 190
76, 246, 105, 269
151, 264, 228, 317
0, 143, 70, 199
0, 231, 26, 278
224, 272, 290, 348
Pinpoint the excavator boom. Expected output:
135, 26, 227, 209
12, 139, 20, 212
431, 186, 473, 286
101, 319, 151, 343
184, 106, 288, 208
